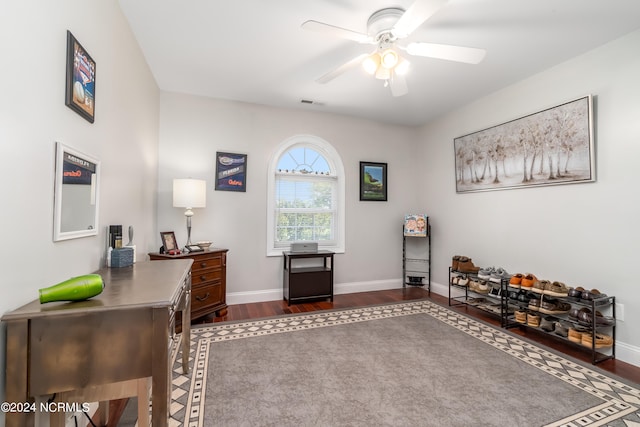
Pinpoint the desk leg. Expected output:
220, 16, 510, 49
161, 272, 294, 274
137, 378, 151, 427
151, 307, 170, 427
97, 401, 109, 425
5, 320, 31, 427
182, 288, 191, 374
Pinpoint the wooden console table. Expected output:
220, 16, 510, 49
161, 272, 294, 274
283, 250, 334, 305
2, 260, 192, 427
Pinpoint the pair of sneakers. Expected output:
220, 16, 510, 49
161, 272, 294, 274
478, 266, 511, 283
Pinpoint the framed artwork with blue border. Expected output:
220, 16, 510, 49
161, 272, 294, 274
65, 31, 96, 123
215, 152, 247, 192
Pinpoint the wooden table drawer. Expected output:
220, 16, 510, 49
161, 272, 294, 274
192, 254, 223, 272
192, 269, 222, 285
192, 282, 223, 312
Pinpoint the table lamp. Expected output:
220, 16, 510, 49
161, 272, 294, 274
173, 178, 207, 246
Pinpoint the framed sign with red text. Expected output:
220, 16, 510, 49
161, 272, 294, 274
215, 152, 247, 192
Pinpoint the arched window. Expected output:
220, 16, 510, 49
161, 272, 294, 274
267, 135, 345, 256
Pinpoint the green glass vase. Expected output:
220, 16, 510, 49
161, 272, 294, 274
39, 274, 105, 303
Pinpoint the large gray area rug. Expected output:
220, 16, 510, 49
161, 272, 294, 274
154, 300, 639, 426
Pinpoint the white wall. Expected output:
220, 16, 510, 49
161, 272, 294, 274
418, 29, 640, 365
157, 92, 422, 301
0, 0, 160, 420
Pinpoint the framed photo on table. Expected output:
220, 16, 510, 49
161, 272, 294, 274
65, 30, 96, 123
160, 231, 178, 253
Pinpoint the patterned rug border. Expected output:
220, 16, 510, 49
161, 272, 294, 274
168, 300, 640, 427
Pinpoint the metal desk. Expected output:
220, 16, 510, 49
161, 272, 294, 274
2, 259, 192, 427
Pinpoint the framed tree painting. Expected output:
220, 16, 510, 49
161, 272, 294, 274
65, 30, 96, 123
360, 161, 387, 201
454, 95, 594, 193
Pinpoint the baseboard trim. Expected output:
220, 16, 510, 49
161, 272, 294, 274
226, 279, 403, 306
226, 279, 640, 369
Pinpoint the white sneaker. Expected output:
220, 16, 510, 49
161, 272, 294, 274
489, 267, 511, 283
478, 267, 495, 280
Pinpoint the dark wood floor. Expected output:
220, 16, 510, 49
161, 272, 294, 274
104, 287, 639, 426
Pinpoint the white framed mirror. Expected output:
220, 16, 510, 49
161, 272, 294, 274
53, 142, 100, 241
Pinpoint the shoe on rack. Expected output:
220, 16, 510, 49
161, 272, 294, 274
475, 281, 490, 294
457, 258, 481, 274
554, 321, 571, 337
581, 288, 608, 301
452, 256, 471, 271
568, 307, 582, 321
514, 310, 527, 324
531, 279, 550, 294
509, 273, 523, 288
527, 312, 541, 328
568, 328, 584, 343
478, 266, 495, 280
518, 292, 532, 304
581, 332, 614, 349
489, 267, 511, 283
540, 316, 555, 332
567, 286, 585, 301
520, 273, 538, 289
452, 255, 462, 271
577, 308, 616, 327
538, 300, 572, 315
527, 298, 541, 312
544, 281, 569, 297
457, 276, 470, 287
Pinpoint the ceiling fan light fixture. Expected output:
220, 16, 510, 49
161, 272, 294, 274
362, 53, 380, 75
380, 49, 399, 69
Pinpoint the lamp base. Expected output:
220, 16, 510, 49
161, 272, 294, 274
186, 215, 193, 246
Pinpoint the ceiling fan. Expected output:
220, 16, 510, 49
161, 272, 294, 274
301, 0, 486, 97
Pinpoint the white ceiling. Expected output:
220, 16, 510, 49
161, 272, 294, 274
118, 0, 640, 127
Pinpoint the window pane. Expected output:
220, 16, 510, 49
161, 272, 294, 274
276, 179, 334, 209
277, 147, 331, 174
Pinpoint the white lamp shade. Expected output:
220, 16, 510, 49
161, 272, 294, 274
173, 179, 207, 208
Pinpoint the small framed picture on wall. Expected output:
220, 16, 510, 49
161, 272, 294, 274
65, 30, 96, 123
359, 161, 387, 201
215, 152, 247, 192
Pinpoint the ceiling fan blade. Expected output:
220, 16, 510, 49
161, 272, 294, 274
392, 0, 449, 38
316, 53, 370, 84
405, 42, 486, 64
301, 20, 371, 43
389, 73, 408, 97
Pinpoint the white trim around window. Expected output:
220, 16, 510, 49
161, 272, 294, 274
266, 134, 345, 256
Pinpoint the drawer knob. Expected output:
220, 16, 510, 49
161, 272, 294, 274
195, 293, 210, 302
200, 275, 207, 281
201, 262, 207, 268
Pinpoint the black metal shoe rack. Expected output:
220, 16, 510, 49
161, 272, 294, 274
402, 219, 431, 295
448, 267, 511, 328
504, 290, 616, 365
